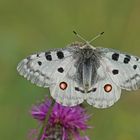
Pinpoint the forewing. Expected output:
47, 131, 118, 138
17, 47, 85, 106
17, 48, 73, 87
98, 47, 140, 90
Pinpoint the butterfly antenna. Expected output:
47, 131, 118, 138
73, 31, 89, 43
73, 31, 104, 45
88, 32, 104, 44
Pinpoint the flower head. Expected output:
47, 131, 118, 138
31, 98, 51, 121
30, 97, 91, 140
50, 103, 90, 130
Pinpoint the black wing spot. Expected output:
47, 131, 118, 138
87, 88, 97, 93
75, 87, 80, 91
125, 55, 131, 59
136, 57, 139, 61
57, 67, 64, 73
133, 65, 137, 70
124, 57, 130, 64
112, 53, 119, 61
45, 52, 52, 61
57, 51, 64, 59
38, 61, 42, 66
112, 69, 119, 75
75, 87, 85, 93
92, 88, 97, 92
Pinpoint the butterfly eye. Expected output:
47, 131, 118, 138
104, 84, 112, 93
59, 82, 68, 90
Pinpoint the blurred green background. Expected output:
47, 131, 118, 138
1, 0, 140, 140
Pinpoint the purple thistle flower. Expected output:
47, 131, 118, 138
31, 98, 51, 121
30, 97, 91, 140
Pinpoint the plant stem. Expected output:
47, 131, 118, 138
37, 99, 55, 140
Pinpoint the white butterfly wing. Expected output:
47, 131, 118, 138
50, 81, 84, 106
86, 47, 140, 108
98, 48, 140, 90
17, 48, 73, 87
17, 47, 84, 106
49, 70, 85, 106
47, 55, 84, 106
86, 64, 121, 108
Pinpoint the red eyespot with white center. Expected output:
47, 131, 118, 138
59, 82, 68, 90
104, 84, 112, 93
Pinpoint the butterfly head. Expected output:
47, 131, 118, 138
71, 41, 96, 50
80, 42, 96, 50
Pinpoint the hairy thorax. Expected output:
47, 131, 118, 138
74, 47, 101, 92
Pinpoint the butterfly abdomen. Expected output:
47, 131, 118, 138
76, 48, 100, 92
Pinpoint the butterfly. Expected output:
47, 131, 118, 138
17, 32, 140, 108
